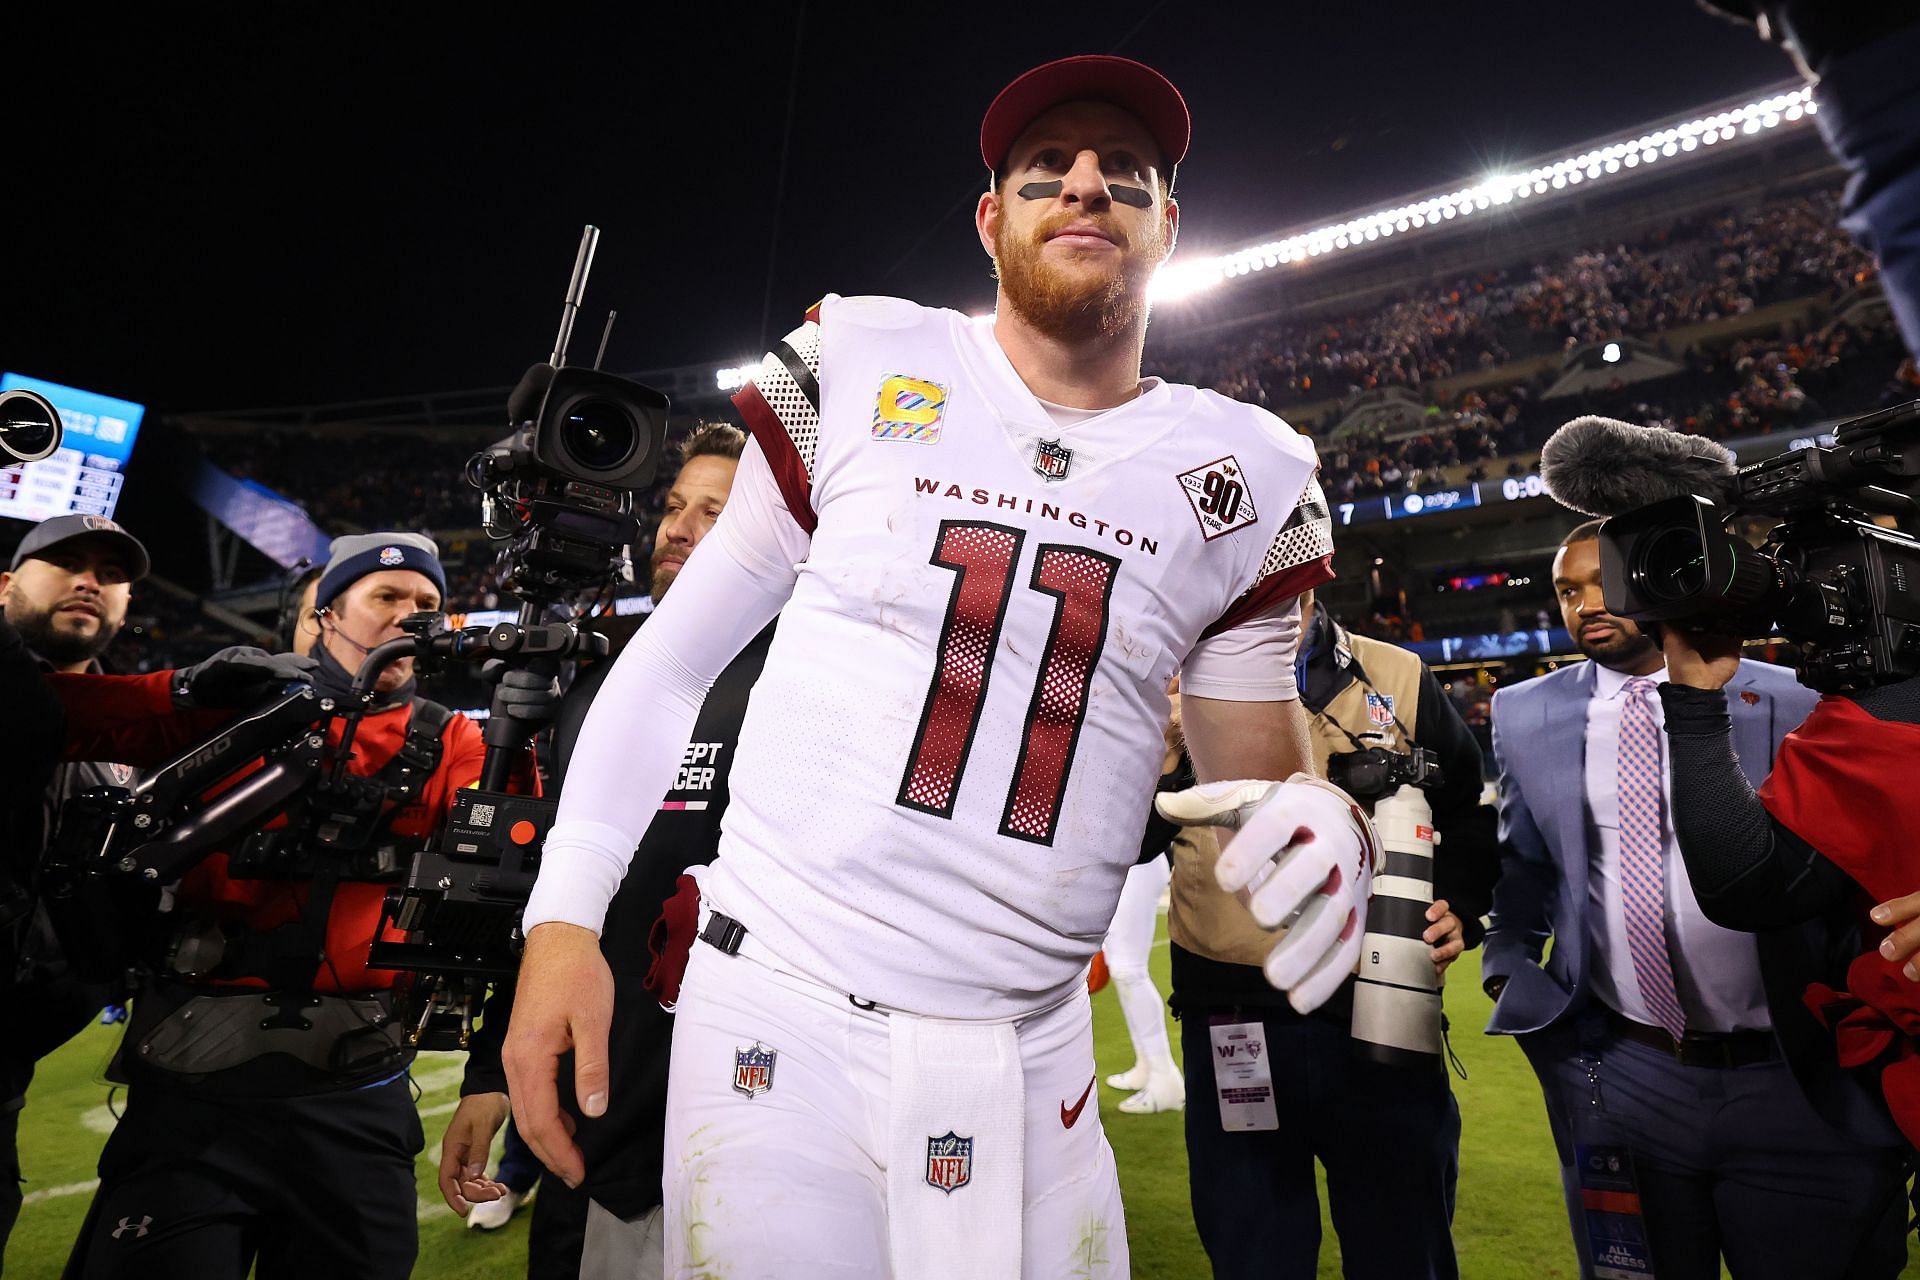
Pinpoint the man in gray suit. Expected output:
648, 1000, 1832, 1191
1483, 520, 1907, 1280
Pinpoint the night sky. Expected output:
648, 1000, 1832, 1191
5, 3, 1788, 418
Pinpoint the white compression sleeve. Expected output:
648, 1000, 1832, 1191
522, 438, 806, 934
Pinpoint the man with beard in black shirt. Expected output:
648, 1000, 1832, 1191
447, 423, 770, 1280
0, 515, 148, 1254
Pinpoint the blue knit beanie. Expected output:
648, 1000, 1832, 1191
315, 531, 447, 610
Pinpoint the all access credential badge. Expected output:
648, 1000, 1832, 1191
731, 1042, 776, 1098
872, 374, 950, 444
924, 1131, 973, 1193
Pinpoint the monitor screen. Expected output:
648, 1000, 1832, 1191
0, 372, 145, 522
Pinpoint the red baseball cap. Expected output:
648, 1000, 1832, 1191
980, 55, 1191, 177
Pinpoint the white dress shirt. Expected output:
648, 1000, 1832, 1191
1583, 662, 1771, 1033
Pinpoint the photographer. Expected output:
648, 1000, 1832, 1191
443, 423, 761, 1280
1167, 591, 1495, 1280
1658, 620, 1920, 1150
62, 531, 544, 1280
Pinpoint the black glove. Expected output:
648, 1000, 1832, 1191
483, 661, 562, 726
171, 646, 317, 709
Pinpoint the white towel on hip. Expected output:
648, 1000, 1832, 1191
886, 1012, 1025, 1280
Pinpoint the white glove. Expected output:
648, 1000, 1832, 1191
1156, 776, 1378, 1014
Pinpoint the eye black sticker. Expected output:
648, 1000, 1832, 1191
1015, 179, 1151, 209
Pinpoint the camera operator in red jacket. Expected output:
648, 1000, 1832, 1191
61, 532, 547, 1280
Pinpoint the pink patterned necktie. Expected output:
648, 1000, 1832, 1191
1617, 677, 1687, 1041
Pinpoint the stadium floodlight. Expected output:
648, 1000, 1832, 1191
714, 363, 759, 392
1133, 80, 1816, 306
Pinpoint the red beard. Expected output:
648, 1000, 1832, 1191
994, 206, 1163, 343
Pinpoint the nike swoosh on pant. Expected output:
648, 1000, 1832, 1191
1060, 1076, 1095, 1129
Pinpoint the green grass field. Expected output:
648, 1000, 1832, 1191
8, 932, 1917, 1278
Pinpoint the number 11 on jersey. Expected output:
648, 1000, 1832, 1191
896, 519, 1121, 845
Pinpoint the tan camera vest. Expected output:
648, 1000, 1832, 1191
1167, 628, 1427, 968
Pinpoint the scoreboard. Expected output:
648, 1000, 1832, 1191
0, 373, 144, 522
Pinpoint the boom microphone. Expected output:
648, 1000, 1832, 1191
1539, 416, 1739, 517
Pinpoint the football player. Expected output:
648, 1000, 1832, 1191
506, 55, 1375, 1279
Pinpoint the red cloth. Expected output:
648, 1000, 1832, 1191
1761, 694, 1920, 1140
644, 874, 702, 1010
1804, 957, 1920, 1147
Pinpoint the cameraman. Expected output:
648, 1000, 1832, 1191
1487, 521, 1907, 1279
444, 424, 759, 1280
1167, 591, 1495, 1280
63, 531, 538, 1280
1658, 621, 1920, 1152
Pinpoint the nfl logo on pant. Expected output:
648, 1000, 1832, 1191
925, 1131, 973, 1193
731, 1042, 776, 1098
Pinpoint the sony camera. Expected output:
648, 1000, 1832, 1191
1325, 741, 1443, 800
467, 225, 672, 601
1594, 399, 1920, 693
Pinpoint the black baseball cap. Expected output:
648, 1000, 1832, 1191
8, 513, 151, 582
980, 55, 1191, 178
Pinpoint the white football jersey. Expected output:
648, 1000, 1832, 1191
705, 294, 1332, 1019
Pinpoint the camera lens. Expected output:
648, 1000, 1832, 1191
561, 398, 637, 472
1634, 525, 1709, 605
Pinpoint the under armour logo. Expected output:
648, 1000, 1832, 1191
112, 1215, 151, 1239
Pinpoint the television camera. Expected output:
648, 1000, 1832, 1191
1545, 401, 1920, 694
41, 228, 671, 1050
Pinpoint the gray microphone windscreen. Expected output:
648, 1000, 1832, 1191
1539, 416, 1738, 517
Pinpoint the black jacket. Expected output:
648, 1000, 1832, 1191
0, 614, 75, 1107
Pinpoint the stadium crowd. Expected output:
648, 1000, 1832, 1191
1156, 190, 1878, 408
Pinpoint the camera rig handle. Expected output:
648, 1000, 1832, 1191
96, 684, 329, 882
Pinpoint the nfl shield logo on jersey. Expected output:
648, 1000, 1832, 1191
1032, 438, 1073, 481
1366, 692, 1396, 727
731, 1042, 776, 1098
1178, 455, 1259, 540
925, 1131, 973, 1194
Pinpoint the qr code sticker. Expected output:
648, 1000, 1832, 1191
469, 803, 496, 828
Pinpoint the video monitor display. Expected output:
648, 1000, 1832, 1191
0, 372, 145, 522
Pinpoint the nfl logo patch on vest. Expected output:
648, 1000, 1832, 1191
925, 1131, 973, 1193
731, 1042, 776, 1098
1032, 438, 1073, 481
1366, 692, 1395, 727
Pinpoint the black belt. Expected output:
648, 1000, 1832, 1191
1603, 1006, 1779, 1069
